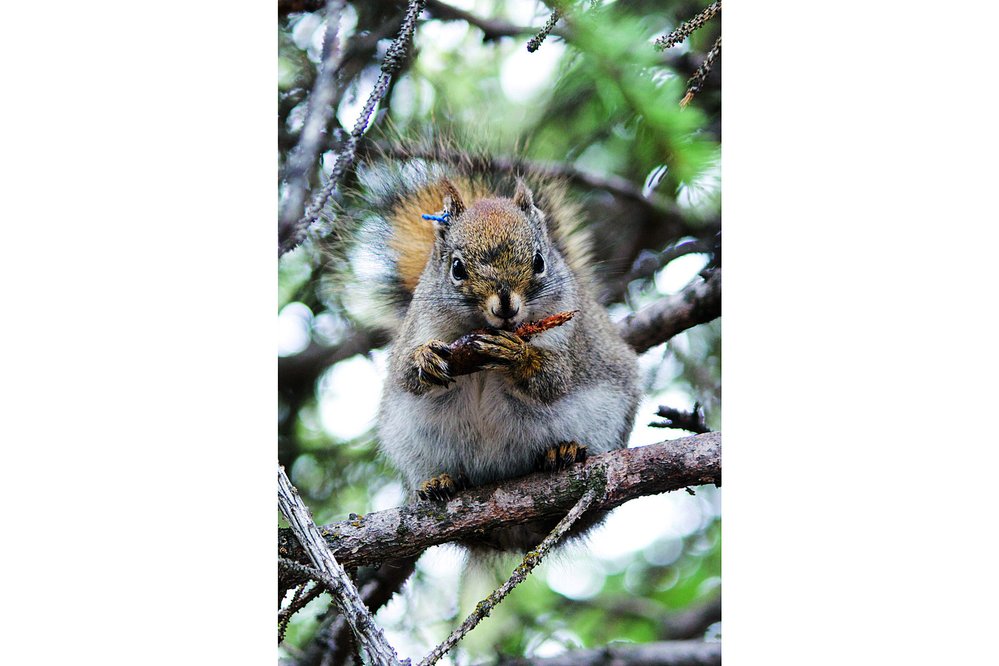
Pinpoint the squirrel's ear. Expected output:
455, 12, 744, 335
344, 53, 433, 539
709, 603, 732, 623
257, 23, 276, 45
513, 179, 535, 213
440, 178, 466, 219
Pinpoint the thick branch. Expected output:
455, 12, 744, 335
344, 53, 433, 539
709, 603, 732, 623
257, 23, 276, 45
503, 640, 720, 666
278, 465, 404, 665
278, 433, 720, 570
618, 269, 721, 354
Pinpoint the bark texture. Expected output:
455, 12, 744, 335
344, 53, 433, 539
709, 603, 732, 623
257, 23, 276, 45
618, 270, 721, 354
278, 465, 404, 665
278, 433, 721, 570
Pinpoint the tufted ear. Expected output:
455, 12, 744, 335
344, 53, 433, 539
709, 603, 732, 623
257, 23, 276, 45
423, 178, 466, 250
513, 178, 535, 213
440, 177, 466, 219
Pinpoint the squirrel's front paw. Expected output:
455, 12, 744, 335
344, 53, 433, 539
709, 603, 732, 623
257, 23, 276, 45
472, 330, 542, 378
418, 473, 461, 502
412, 340, 453, 389
539, 441, 588, 473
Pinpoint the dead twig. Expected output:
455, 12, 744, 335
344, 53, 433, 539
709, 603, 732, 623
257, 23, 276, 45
278, 465, 405, 665
680, 36, 721, 108
279, 0, 346, 235
279, 581, 326, 643
279, 0, 428, 256
654, 1, 721, 51
418, 486, 602, 666
527, 8, 562, 53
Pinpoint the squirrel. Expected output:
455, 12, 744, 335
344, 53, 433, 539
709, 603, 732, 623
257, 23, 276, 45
347, 144, 640, 550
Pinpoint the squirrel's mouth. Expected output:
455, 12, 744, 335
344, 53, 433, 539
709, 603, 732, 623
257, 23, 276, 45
483, 309, 525, 331
483, 314, 523, 331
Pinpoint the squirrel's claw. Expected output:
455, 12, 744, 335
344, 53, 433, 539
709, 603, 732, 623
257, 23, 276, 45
473, 331, 543, 379
418, 473, 461, 502
413, 340, 453, 388
539, 441, 588, 473
471, 331, 527, 366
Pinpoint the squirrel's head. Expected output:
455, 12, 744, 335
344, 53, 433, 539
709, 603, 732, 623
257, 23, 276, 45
426, 177, 573, 330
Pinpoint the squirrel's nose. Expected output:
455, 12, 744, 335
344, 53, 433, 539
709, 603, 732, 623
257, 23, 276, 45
491, 304, 520, 319
491, 288, 521, 320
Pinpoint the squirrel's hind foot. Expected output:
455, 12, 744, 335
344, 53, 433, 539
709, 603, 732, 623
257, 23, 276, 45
418, 473, 462, 502
539, 441, 588, 473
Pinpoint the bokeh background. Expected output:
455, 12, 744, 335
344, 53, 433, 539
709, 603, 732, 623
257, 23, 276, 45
278, 1, 721, 663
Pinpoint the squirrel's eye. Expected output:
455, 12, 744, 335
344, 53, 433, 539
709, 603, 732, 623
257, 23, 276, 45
532, 251, 546, 275
451, 257, 468, 281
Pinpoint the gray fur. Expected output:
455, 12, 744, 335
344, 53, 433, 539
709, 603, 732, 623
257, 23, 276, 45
363, 150, 640, 550
378, 211, 639, 490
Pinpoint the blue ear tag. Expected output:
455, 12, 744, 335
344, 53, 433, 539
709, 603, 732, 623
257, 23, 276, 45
421, 211, 451, 224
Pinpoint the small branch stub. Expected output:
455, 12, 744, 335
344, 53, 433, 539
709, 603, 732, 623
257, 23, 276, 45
680, 35, 721, 108
526, 8, 562, 53
650, 402, 710, 434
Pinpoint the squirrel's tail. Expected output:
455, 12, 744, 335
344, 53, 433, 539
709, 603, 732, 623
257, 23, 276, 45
340, 136, 593, 330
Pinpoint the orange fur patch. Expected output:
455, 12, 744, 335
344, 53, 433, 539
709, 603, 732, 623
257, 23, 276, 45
387, 178, 492, 292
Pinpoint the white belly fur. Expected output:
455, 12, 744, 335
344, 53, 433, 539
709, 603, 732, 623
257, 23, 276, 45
378, 370, 631, 488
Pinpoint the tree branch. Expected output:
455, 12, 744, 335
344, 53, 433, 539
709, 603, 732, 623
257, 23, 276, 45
680, 36, 721, 108
279, 0, 427, 256
278, 433, 721, 570
660, 595, 721, 641
279, 0, 345, 234
279, 327, 391, 395
278, 465, 405, 665
655, 1, 721, 51
526, 7, 562, 53
600, 236, 716, 305
424, 0, 567, 43
650, 403, 710, 434
420, 487, 600, 666
502, 640, 720, 666
618, 269, 721, 354
289, 556, 418, 666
